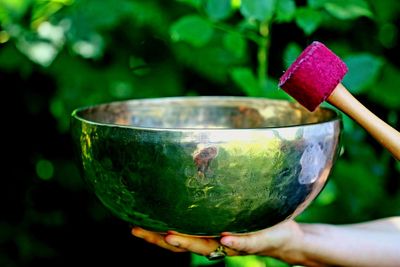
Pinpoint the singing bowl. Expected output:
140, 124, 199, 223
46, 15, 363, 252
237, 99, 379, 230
70, 96, 342, 236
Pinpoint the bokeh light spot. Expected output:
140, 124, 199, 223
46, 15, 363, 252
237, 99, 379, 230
36, 159, 54, 180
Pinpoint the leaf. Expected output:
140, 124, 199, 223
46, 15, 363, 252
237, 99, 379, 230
332, 161, 385, 215
282, 42, 301, 69
230, 67, 261, 96
191, 253, 217, 266
0, 0, 32, 22
315, 180, 337, 206
263, 256, 292, 267
170, 15, 214, 47
225, 255, 288, 267
223, 31, 247, 58
368, 64, 400, 109
324, 0, 373, 20
368, 0, 400, 22
307, 0, 325, 8
342, 53, 383, 94
240, 0, 277, 22
295, 7, 323, 35
172, 35, 247, 83
176, 0, 202, 8
261, 79, 291, 100
203, 0, 232, 21
275, 0, 296, 23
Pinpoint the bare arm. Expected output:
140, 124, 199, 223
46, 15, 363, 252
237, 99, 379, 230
294, 219, 400, 266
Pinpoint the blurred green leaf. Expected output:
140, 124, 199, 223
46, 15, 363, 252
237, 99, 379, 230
275, 0, 296, 23
67, 0, 133, 30
283, 42, 301, 69
263, 256, 291, 267
295, 7, 323, 35
231, 67, 261, 96
342, 53, 383, 94
0, 0, 32, 24
333, 160, 385, 215
36, 159, 55, 181
31, 0, 73, 27
226, 255, 289, 266
170, 15, 214, 47
387, 110, 398, 126
341, 113, 358, 134
262, 79, 291, 100
177, 0, 202, 8
315, 179, 337, 206
203, 0, 232, 21
0, 43, 32, 73
368, 0, 400, 22
191, 253, 218, 266
223, 31, 247, 58
240, 0, 277, 22
173, 32, 247, 83
378, 23, 397, 48
307, 0, 325, 8
368, 64, 400, 109
324, 0, 373, 20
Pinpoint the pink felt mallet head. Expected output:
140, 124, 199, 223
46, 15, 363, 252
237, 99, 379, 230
278, 41, 400, 160
279, 41, 348, 111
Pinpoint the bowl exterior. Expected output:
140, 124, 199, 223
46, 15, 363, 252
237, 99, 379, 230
70, 98, 342, 236
71, 122, 341, 236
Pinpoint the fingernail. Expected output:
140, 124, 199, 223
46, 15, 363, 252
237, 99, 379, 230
166, 238, 180, 247
221, 239, 232, 247
131, 228, 142, 238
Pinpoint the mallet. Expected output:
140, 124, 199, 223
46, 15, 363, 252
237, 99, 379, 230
279, 41, 400, 160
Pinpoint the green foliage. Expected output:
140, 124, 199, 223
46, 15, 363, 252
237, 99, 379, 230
170, 15, 214, 46
240, 0, 277, 22
322, 0, 373, 20
295, 7, 323, 35
343, 53, 384, 94
275, 0, 296, 23
231, 67, 261, 96
226, 255, 290, 267
203, 0, 233, 21
36, 159, 55, 180
283, 42, 301, 69
1, 0, 400, 266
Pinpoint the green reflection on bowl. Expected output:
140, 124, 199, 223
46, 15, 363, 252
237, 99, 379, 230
71, 96, 342, 236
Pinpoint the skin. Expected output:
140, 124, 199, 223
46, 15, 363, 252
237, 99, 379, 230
132, 217, 400, 267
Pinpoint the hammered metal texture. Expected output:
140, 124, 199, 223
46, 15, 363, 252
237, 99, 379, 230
71, 96, 342, 236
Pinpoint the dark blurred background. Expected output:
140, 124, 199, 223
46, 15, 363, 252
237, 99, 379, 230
1, 0, 399, 266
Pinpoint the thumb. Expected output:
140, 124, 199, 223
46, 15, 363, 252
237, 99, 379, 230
220, 230, 270, 254
220, 221, 299, 255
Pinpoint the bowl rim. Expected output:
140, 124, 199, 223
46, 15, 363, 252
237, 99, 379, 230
70, 96, 342, 131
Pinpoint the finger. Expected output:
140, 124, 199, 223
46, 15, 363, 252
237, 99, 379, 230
165, 234, 239, 257
220, 221, 296, 254
220, 230, 270, 254
131, 227, 187, 252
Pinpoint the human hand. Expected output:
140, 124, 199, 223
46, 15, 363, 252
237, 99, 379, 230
132, 217, 400, 267
131, 220, 305, 263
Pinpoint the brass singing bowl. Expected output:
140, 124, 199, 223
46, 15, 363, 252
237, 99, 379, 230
71, 96, 342, 236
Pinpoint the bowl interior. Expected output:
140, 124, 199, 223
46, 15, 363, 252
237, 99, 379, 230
75, 96, 338, 129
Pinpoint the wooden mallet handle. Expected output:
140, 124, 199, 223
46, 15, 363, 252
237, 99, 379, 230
279, 41, 400, 160
329, 84, 400, 160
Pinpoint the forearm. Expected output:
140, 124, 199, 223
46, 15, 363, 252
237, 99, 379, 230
296, 219, 400, 267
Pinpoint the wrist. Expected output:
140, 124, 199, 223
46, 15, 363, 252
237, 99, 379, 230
278, 222, 328, 267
